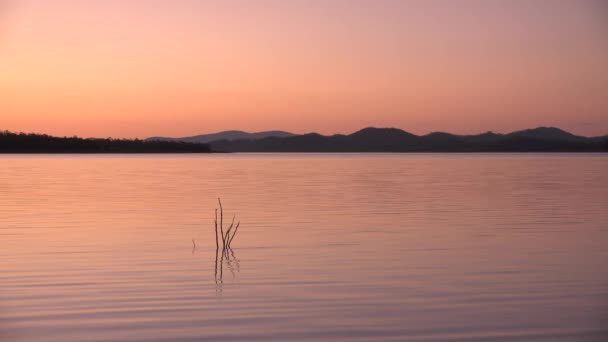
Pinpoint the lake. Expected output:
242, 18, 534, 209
1, 154, 607, 341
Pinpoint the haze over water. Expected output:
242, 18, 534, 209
1, 153, 607, 341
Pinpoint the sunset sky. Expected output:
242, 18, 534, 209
1, 0, 607, 138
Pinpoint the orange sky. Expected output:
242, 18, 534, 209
1, 0, 607, 138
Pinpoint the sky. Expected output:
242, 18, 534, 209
0, 0, 607, 138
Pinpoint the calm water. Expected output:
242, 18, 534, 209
1, 154, 607, 341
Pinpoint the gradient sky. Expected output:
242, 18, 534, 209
1, 0, 607, 138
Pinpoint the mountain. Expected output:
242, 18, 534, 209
206, 127, 607, 153
507, 127, 585, 142
147, 130, 294, 144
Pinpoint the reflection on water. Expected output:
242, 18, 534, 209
1, 153, 607, 341
212, 248, 241, 294
192, 238, 241, 294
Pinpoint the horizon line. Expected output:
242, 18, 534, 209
4, 125, 608, 140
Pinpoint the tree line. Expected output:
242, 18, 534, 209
0, 131, 212, 153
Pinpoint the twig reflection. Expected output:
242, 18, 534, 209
214, 246, 240, 294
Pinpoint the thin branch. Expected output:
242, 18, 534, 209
227, 221, 240, 248
214, 208, 219, 250
218, 198, 225, 249
224, 214, 236, 246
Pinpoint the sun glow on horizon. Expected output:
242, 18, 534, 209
1, 0, 607, 138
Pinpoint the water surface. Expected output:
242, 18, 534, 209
1, 154, 607, 341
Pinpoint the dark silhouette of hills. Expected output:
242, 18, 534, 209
205, 127, 608, 152
147, 130, 294, 144
0, 131, 212, 153
506, 127, 586, 142
4, 127, 605, 153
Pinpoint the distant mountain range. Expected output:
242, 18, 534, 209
147, 130, 294, 144
147, 127, 607, 152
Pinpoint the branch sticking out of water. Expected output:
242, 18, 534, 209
218, 198, 225, 249
215, 198, 241, 251
227, 221, 240, 249
214, 208, 219, 250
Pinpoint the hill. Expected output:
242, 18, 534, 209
147, 130, 294, 144
206, 127, 607, 152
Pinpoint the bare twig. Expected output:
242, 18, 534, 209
214, 208, 219, 250
218, 198, 225, 249
224, 214, 236, 245
227, 221, 240, 248
211, 198, 241, 252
